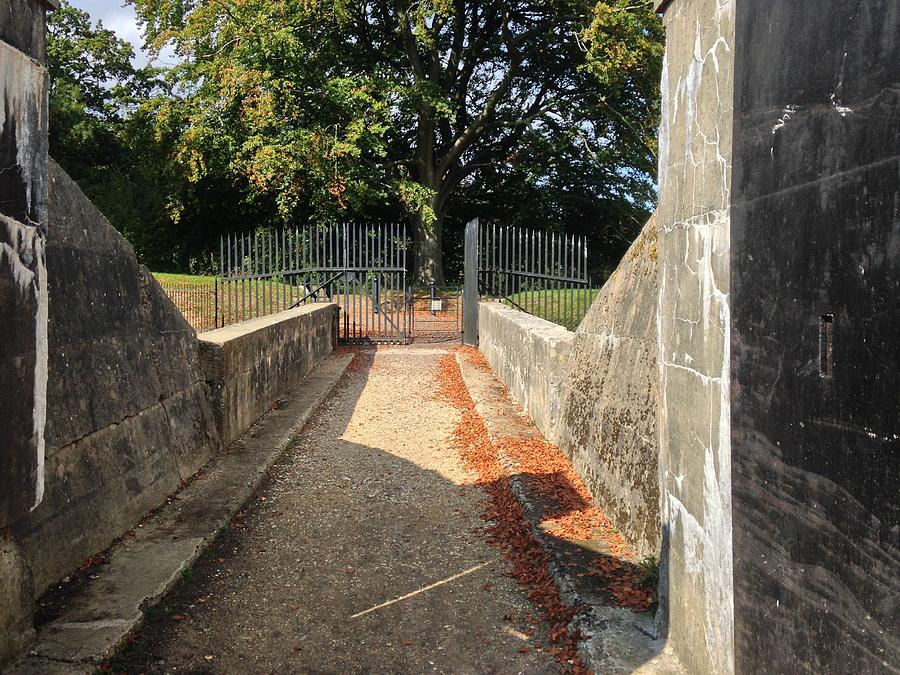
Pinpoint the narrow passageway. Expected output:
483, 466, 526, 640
113, 343, 562, 673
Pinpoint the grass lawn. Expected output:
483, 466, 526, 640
507, 288, 599, 331
152, 274, 220, 332
152, 272, 218, 287
152, 272, 361, 332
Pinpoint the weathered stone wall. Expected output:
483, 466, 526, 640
477, 302, 574, 442
1, 160, 339, 667
730, 1, 900, 671
199, 305, 338, 446
654, 1, 735, 673
655, 1, 900, 672
478, 230, 661, 560
10, 161, 222, 596
0, 1, 52, 531
557, 216, 659, 559
0, 0, 56, 664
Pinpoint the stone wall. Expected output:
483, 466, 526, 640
654, 1, 736, 672
654, 1, 900, 672
0, 0, 52, 531
11, 161, 221, 595
0, 0, 56, 664
478, 219, 661, 561
0, 160, 341, 668
557, 217, 659, 559
199, 305, 339, 446
730, 1, 900, 671
477, 302, 574, 442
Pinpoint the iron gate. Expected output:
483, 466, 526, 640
463, 218, 592, 344
219, 223, 410, 343
409, 283, 462, 343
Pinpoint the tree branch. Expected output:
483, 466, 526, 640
393, 1, 427, 82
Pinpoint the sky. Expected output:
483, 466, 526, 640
70, 0, 177, 68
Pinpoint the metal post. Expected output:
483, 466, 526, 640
463, 218, 479, 346
343, 222, 349, 340
214, 275, 219, 329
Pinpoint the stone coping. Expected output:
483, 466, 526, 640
479, 301, 575, 341
197, 303, 336, 344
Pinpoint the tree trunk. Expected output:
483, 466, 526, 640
412, 197, 445, 286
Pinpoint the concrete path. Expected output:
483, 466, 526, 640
110, 344, 561, 673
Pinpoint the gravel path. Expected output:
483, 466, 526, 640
114, 344, 560, 674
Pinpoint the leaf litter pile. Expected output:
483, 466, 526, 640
437, 348, 655, 673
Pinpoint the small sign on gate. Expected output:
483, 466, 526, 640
430, 299, 443, 312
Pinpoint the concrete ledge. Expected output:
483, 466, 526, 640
477, 302, 574, 442
199, 304, 338, 446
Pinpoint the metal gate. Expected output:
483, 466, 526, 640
409, 283, 462, 343
219, 223, 410, 343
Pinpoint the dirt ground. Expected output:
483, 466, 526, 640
112, 343, 561, 674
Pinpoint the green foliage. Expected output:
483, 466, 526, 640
128, 0, 663, 280
47, 1, 149, 154
584, 1, 664, 88
47, 1, 159, 223
47, 1, 173, 265
583, 1, 665, 161
638, 554, 660, 590
46, 1, 662, 278
46, 0, 280, 272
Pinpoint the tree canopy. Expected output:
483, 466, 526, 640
128, 0, 662, 282
46, 0, 277, 271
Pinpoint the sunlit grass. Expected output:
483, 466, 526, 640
152, 272, 217, 287
506, 288, 599, 331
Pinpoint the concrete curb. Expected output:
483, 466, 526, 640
455, 352, 682, 674
9, 354, 354, 674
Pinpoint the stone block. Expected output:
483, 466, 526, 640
0, 537, 35, 666
199, 304, 338, 446
477, 302, 574, 442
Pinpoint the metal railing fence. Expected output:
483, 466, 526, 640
219, 223, 410, 343
475, 223, 593, 331
157, 279, 221, 333
158, 222, 593, 338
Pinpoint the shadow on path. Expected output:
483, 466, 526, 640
102, 343, 668, 674
108, 345, 559, 674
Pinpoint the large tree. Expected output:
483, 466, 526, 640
133, 0, 661, 283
